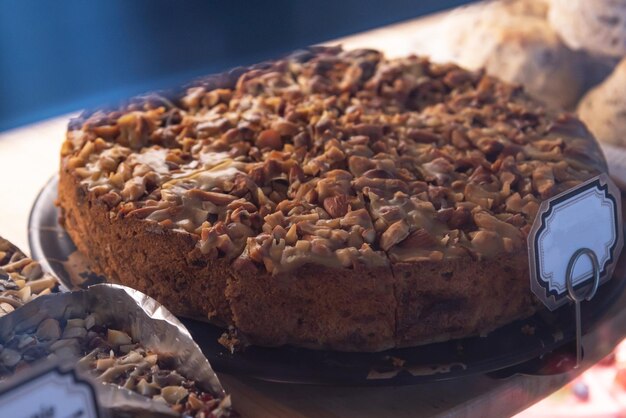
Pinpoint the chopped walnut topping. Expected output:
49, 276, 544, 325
62, 47, 605, 272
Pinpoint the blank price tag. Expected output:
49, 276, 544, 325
0, 362, 100, 418
528, 173, 623, 366
528, 173, 623, 310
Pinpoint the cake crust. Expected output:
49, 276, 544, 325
58, 47, 606, 351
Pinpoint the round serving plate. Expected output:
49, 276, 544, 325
29, 175, 626, 385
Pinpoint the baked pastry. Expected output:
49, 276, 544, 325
406, 0, 584, 109
578, 58, 626, 147
58, 47, 606, 351
499, 0, 549, 18
548, 0, 626, 58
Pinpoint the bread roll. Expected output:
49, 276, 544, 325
500, 0, 549, 18
409, 1, 583, 109
548, 0, 626, 57
580, 51, 621, 91
578, 58, 626, 146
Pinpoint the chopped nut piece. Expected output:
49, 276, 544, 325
161, 386, 189, 405
20, 262, 42, 280
62, 327, 87, 340
107, 329, 132, 346
256, 129, 282, 150
323, 195, 349, 218
96, 357, 116, 371
136, 378, 160, 396
380, 220, 410, 251
399, 229, 440, 249
17, 286, 31, 302
187, 393, 205, 411
66, 318, 85, 328
84, 313, 98, 330
0, 303, 14, 315
0, 237, 58, 318
532, 165, 556, 198
50, 338, 81, 358
36, 319, 61, 341
0, 349, 21, 368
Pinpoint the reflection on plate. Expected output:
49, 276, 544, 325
28, 175, 626, 385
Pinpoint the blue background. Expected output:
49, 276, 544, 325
0, 0, 471, 131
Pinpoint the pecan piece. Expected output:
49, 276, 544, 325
187, 189, 237, 205
121, 180, 146, 201
473, 211, 523, 254
117, 112, 156, 150
407, 129, 440, 143
348, 156, 375, 177
323, 195, 349, 218
379, 220, 410, 251
362, 169, 396, 179
397, 228, 439, 249
532, 165, 555, 199
341, 209, 374, 229
448, 206, 472, 229
464, 183, 499, 210
354, 123, 384, 139
271, 120, 299, 137
256, 129, 282, 150
470, 231, 502, 256
100, 191, 122, 208
476, 137, 504, 157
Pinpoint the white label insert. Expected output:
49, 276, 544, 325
0, 365, 99, 418
528, 174, 623, 310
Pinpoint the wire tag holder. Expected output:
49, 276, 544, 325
528, 174, 623, 369
565, 248, 601, 368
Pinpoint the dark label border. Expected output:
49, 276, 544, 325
533, 177, 620, 303
0, 361, 101, 417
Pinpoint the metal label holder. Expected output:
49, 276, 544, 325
566, 248, 601, 368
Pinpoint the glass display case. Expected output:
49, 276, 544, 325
1, 1, 626, 416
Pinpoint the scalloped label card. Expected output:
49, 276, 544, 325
528, 174, 623, 310
0, 361, 100, 418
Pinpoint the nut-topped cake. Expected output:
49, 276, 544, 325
58, 46, 606, 351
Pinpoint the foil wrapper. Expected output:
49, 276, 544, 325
0, 284, 230, 417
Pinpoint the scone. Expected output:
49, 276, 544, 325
58, 47, 606, 351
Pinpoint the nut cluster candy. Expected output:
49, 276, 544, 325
0, 309, 234, 417
0, 237, 57, 317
